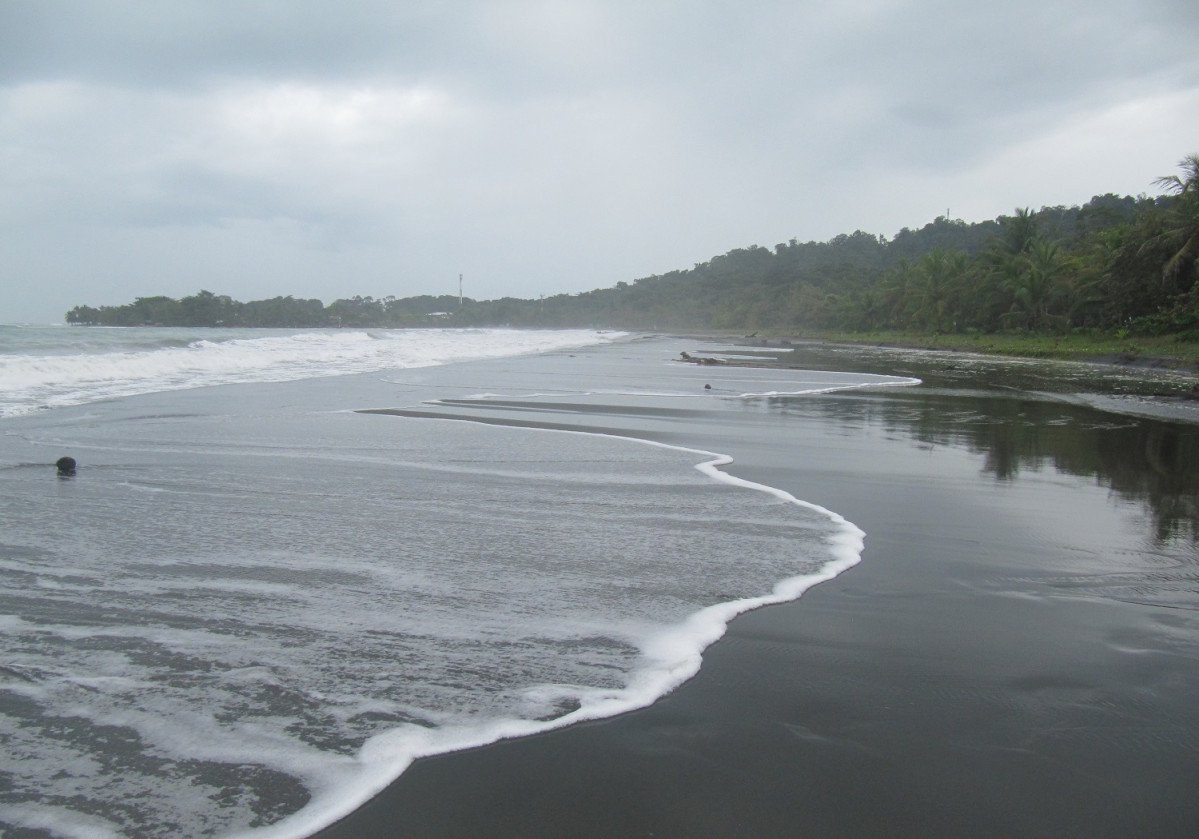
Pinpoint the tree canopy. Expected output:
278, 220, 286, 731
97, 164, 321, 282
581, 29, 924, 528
67, 154, 1199, 340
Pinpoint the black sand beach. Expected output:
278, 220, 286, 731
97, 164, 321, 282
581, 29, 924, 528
318, 341, 1199, 838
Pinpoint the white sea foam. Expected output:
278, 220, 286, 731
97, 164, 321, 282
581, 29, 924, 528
1, 420, 864, 838
235, 432, 865, 839
1, 802, 123, 839
736, 378, 921, 398
0, 327, 624, 417
0, 333, 897, 838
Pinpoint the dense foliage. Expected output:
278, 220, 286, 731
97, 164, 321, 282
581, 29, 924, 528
66, 292, 467, 329
67, 155, 1199, 339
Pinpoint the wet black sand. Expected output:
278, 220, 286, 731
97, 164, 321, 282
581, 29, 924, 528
318, 341, 1199, 838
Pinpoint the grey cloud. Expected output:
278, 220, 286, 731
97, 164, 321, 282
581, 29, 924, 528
0, 1, 459, 87
2, 0, 1198, 322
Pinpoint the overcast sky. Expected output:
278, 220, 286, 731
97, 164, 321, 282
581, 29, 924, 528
3, 0, 1198, 323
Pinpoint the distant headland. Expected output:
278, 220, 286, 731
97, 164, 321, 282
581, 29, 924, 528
68, 155, 1198, 346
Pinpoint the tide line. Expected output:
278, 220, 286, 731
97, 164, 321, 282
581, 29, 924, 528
244, 413, 865, 839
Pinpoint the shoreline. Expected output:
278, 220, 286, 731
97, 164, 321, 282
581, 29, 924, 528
314, 343, 1199, 838
287, 419, 866, 839
6, 335, 1195, 836
668, 330, 1199, 374
671, 334, 1199, 425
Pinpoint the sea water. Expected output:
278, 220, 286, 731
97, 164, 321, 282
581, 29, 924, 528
0, 326, 629, 419
0, 328, 915, 837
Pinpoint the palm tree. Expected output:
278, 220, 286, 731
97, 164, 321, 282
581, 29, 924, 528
999, 207, 1040, 256
1153, 153, 1199, 199
1149, 153, 1199, 284
912, 248, 969, 331
875, 260, 913, 328
982, 208, 1042, 329
836, 288, 885, 332
1004, 238, 1072, 332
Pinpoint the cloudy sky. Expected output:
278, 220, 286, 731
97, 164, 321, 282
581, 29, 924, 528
3, 1, 1198, 323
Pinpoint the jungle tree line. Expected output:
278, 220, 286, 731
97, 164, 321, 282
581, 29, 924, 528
67, 155, 1199, 338
65, 291, 468, 328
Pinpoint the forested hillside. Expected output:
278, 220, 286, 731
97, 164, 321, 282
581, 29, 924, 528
68, 155, 1199, 339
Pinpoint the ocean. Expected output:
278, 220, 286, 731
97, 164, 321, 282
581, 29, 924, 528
0, 326, 916, 837
0, 326, 634, 420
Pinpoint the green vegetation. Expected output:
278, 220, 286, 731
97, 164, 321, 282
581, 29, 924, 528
64, 292, 468, 329
68, 154, 1199, 363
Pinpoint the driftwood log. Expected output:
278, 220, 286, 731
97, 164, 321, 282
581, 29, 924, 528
678, 351, 726, 365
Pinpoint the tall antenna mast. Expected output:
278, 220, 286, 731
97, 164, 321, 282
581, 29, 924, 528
458, 273, 463, 307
